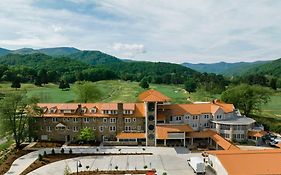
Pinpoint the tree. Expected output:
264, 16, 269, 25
59, 80, 70, 90
0, 92, 39, 148
79, 127, 94, 143
270, 78, 277, 90
221, 84, 271, 116
73, 81, 101, 103
34, 77, 42, 86
139, 78, 149, 89
11, 77, 21, 90
184, 78, 197, 93
37, 69, 48, 85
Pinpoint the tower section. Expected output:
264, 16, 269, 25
138, 89, 170, 146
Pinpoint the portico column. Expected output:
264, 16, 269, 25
230, 125, 234, 141
191, 137, 194, 145
216, 143, 218, 150
183, 138, 186, 147
164, 139, 167, 146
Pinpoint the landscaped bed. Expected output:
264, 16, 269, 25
69, 170, 156, 175
31, 141, 64, 148
0, 149, 31, 175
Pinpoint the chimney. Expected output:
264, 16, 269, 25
77, 104, 82, 116
117, 103, 123, 115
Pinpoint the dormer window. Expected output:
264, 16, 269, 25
91, 107, 97, 113
82, 108, 87, 113
50, 108, 57, 113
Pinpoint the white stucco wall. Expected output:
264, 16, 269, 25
208, 155, 228, 175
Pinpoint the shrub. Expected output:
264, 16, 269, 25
115, 165, 118, 170
38, 154, 43, 161
69, 149, 73, 154
51, 148, 55, 155
144, 165, 148, 169
61, 148, 65, 154
43, 151, 47, 156
162, 172, 167, 175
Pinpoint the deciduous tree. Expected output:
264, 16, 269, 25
73, 81, 101, 103
221, 84, 271, 116
0, 92, 40, 148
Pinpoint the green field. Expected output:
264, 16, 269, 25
0, 80, 207, 104
261, 92, 281, 117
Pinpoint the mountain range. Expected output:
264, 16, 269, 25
0, 47, 279, 77
182, 61, 270, 76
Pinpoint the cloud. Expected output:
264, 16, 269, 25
0, 0, 281, 63
112, 43, 145, 58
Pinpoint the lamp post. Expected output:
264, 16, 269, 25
76, 160, 82, 175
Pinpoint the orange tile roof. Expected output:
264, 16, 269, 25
213, 99, 235, 113
156, 124, 193, 139
206, 149, 281, 175
157, 113, 167, 121
248, 130, 267, 138
187, 130, 239, 150
37, 103, 145, 118
116, 132, 145, 139
139, 89, 171, 102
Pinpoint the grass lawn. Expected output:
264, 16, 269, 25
0, 138, 14, 151
261, 92, 281, 117
0, 80, 212, 104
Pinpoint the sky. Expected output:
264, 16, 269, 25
0, 0, 281, 63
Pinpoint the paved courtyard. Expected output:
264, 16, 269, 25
27, 147, 200, 175
6, 146, 211, 175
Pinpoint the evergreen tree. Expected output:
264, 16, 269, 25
34, 77, 42, 86
139, 78, 149, 89
11, 78, 21, 90
270, 78, 277, 90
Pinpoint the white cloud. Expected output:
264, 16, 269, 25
112, 43, 145, 58
0, 0, 280, 63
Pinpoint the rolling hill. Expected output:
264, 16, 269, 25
68, 50, 121, 65
182, 61, 269, 76
0, 48, 11, 56
245, 58, 281, 76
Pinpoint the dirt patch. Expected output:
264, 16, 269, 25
31, 141, 64, 148
0, 150, 31, 175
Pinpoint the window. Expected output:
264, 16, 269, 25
41, 126, 44, 130
44, 118, 47, 122
133, 118, 136, 122
123, 110, 134, 115
92, 118, 96, 122
83, 118, 90, 123
109, 126, 116, 132
204, 115, 209, 119
93, 126, 96, 130
82, 108, 87, 113
46, 126, 51, 132
125, 118, 131, 123
217, 115, 222, 119
63, 118, 70, 122
204, 123, 209, 127
103, 118, 107, 123
192, 123, 198, 127
73, 118, 78, 123
73, 126, 79, 132
125, 126, 131, 132
110, 118, 116, 123
99, 126, 104, 132
91, 108, 97, 113
52, 118, 58, 122
193, 116, 198, 120
137, 125, 142, 131
175, 116, 182, 121
50, 108, 56, 113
